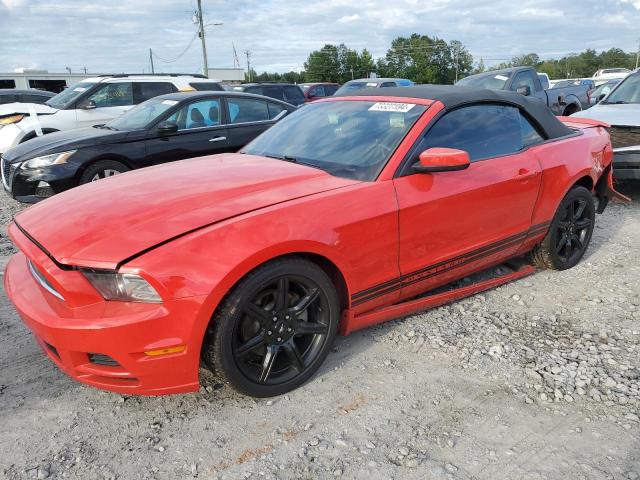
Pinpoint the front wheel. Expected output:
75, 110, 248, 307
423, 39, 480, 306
529, 186, 595, 270
79, 160, 129, 184
203, 258, 339, 397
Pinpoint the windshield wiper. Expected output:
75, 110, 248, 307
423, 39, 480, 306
262, 153, 298, 163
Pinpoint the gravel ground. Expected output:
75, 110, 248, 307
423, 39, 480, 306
0, 184, 639, 480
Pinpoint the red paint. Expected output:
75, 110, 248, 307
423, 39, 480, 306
4, 93, 616, 395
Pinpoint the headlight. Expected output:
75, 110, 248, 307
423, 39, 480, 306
81, 269, 162, 303
0, 114, 25, 125
21, 150, 76, 169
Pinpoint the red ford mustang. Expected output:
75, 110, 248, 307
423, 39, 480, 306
4, 86, 626, 397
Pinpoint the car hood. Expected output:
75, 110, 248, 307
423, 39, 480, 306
572, 103, 640, 127
3, 127, 126, 163
14, 153, 359, 269
0, 102, 58, 117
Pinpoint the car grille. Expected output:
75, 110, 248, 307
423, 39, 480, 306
608, 126, 640, 150
1, 155, 14, 191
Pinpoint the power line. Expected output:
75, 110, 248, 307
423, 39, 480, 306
152, 31, 199, 63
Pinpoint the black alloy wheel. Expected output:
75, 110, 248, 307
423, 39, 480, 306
204, 258, 339, 397
529, 186, 595, 270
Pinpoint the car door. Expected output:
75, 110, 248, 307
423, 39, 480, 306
511, 71, 546, 103
224, 96, 276, 149
143, 97, 231, 166
75, 82, 134, 127
393, 104, 544, 300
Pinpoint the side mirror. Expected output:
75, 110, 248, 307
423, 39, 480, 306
412, 148, 471, 173
82, 100, 97, 110
597, 94, 606, 102
157, 121, 179, 134
516, 86, 531, 96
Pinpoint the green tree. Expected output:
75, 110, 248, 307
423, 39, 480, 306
377, 34, 472, 84
304, 44, 377, 82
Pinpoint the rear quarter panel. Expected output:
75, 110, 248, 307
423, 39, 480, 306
519, 125, 611, 252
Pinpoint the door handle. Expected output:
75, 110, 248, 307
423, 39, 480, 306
209, 136, 227, 142
518, 168, 538, 179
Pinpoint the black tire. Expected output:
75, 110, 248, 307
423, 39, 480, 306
529, 186, 595, 270
203, 258, 339, 397
79, 160, 129, 184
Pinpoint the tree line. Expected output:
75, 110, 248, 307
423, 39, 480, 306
246, 39, 638, 84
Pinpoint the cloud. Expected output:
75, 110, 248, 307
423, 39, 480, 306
337, 14, 360, 23
0, 0, 639, 75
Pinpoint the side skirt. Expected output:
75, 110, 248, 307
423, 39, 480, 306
340, 263, 536, 336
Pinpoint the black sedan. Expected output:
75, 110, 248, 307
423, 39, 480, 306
1, 91, 296, 203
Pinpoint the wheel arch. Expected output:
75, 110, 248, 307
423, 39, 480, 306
20, 128, 59, 143
195, 248, 351, 362
74, 156, 133, 181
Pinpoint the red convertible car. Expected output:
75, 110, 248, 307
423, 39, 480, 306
4, 86, 626, 397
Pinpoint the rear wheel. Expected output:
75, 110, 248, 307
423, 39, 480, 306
203, 258, 339, 397
79, 160, 129, 184
529, 186, 595, 270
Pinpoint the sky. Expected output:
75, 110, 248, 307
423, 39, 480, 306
1, 0, 639, 75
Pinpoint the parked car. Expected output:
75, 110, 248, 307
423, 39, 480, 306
571, 70, 640, 181
0, 74, 224, 154
299, 83, 339, 102
593, 68, 631, 81
551, 79, 595, 90
457, 67, 591, 116
334, 78, 413, 95
1, 91, 295, 202
589, 79, 622, 106
0, 89, 55, 105
230, 83, 306, 106
4, 85, 625, 398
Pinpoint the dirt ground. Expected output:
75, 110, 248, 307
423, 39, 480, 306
0, 183, 638, 480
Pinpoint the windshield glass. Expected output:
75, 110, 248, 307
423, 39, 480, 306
242, 100, 426, 181
45, 82, 96, 109
334, 81, 379, 95
602, 74, 640, 104
457, 72, 511, 89
107, 97, 178, 130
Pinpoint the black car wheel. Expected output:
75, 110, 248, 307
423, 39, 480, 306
529, 186, 595, 270
79, 160, 130, 185
203, 258, 339, 397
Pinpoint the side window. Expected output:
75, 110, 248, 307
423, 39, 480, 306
520, 113, 544, 147
20, 94, 49, 104
380, 82, 397, 87
244, 86, 263, 95
325, 85, 339, 95
267, 102, 287, 119
86, 83, 133, 107
310, 86, 326, 97
262, 86, 286, 101
283, 86, 305, 104
134, 82, 176, 103
227, 98, 269, 124
164, 98, 222, 130
511, 72, 536, 93
416, 104, 525, 162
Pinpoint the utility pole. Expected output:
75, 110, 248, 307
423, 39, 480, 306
636, 38, 639, 70
196, 0, 208, 77
245, 50, 252, 81
149, 48, 155, 74
82, 66, 87, 74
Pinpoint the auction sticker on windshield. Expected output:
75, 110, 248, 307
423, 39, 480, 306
368, 102, 415, 113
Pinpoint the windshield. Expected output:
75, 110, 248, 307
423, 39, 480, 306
107, 97, 179, 130
602, 74, 640, 104
334, 81, 379, 95
456, 72, 511, 89
242, 100, 426, 181
45, 82, 96, 109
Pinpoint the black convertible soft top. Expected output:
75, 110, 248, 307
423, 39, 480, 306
340, 85, 574, 140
